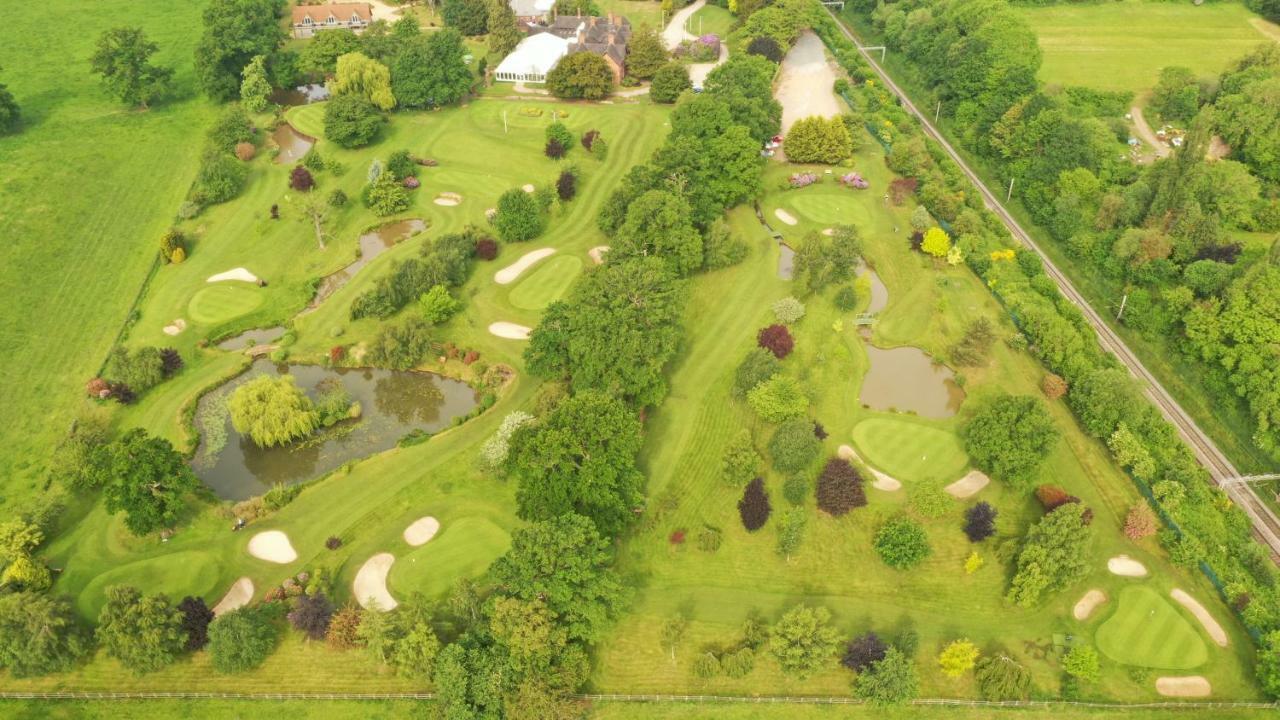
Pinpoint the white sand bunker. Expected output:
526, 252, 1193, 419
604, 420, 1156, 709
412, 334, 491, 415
521, 183, 536, 193
822, 228, 836, 236
247, 530, 297, 564
837, 444, 901, 492
434, 192, 462, 206
1108, 554, 1148, 577
489, 322, 532, 340
208, 267, 260, 284
1073, 589, 1107, 621
1171, 589, 1229, 647
775, 208, 798, 226
162, 318, 187, 336
354, 552, 398, 611
945, 470, 990, 499
403, 516, 440, 547
1156, 676, 1211, 697
495, 248, 555, 284
589, 245, 610, 265
212, 577, 254, 616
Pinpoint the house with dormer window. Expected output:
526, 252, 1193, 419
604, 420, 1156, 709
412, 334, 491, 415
292, 3, 374, 38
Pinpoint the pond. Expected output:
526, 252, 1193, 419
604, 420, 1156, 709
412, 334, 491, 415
859, 344, 965, 418
270, 84, 330, 107
778, 243, 795, 280
856, 261, 888, 315
306, 219, 426, 310
217, 326, 285, 351
271, 123, 314, 165
193, 361, 479, 500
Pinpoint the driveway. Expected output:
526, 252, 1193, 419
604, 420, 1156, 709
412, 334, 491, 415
1130, 104, 1170, 160
775, 30, 841, 133
664, 0, 705, 49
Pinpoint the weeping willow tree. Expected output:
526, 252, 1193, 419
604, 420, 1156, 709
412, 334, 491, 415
227, 375, 319, 448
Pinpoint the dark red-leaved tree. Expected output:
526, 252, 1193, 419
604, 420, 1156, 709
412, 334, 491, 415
557, 170, 577, 201
160, 348, 183, 377
545, 138, 566, 159
581, 129, 599, 150
888, 177, 917, 205
289, 165, 315, 191
1034, 484, 1078, 513
816, 458, 866, 516
757, 324, 794, 359
841, 631, 887, 672
177, 596, 215, 651
738, 477, 772, 531
475, 236, 499, 260
963, 501, 997, 542
288, 592, 335, 640
909, 231, 924, 252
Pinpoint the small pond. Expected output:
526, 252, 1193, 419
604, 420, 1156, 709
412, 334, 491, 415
859, 345, 965, 418
271, 123, 314, 165
270, 83, 330, 107
217, 326, 285, 351
307, 219, 426, 310
778, 243, 795, 280
856, 261, 888, 315
193, 361, 479, 500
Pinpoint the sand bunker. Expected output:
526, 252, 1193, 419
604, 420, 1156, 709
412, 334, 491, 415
162, 318, 187, 336
489, 322, 532, 340
775, 208, 798, 226
208, 268, 260, 284
247, 530, 297, 564
589, 246, 610, 265
837, 444, 901, 492
945, 470, 990, 499
521, 184, 536, 193
822, 228, 836, 236
403, 516, 440, 547
495, 248, 556, 284
1171, 589, 1229, 647
354, 552, 398, 611
212, 577, 254, 616
1073, 589, 1107, 621
1108, 555, 1148, 577
1156, 676, 1211, 697
434, 192, 462, 207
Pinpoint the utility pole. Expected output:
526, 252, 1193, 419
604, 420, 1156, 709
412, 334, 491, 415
934, 101, 941, 122
1116, 293, 1128, 322
1005, 177, 1015, 202
503, 110, 508, 134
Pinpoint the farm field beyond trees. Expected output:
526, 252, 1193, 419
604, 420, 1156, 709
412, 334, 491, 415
1016, 0, 1278, 93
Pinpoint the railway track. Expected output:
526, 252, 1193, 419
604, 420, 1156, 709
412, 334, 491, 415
825, 9, 1280, 559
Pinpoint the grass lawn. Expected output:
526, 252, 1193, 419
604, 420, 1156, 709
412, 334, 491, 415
1095, 585, 1210, 671
690, 4, 738, 38
599, 0, 666, 30
0, 0, 216, 506
186, 284, 267, 325
389, 516, 512, 598
1015, 0, 1279, 94
851, 416, 969, 484
508, 254, 584, 309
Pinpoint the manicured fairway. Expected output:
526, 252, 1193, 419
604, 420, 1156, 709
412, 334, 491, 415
786, 188, 873, 226
508, 255, 584, 310
187, 284, 266, 325
75, 550, 223, 619
851, 416, 969, 483
1096, 585, 1210, 670
390, 516, 512, 598
1016, 0, 1278, 93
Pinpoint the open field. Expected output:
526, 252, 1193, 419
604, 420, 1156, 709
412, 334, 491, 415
1015, 0, 1279, 93
0, 0, 215, 506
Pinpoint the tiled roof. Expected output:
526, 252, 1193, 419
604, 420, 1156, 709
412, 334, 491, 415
292, 3, 372, 24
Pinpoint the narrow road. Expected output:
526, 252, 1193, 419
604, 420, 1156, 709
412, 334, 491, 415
1130, 104, 1171, 159
825, 9, 1280, 558
663, 0, 705, 49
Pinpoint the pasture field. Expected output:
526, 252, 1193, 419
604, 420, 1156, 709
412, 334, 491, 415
592, 123, 1258, 700
1015, 0, 1279, 94
0, 0, 215, 506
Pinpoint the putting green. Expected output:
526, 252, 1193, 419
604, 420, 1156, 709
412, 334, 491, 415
75, 550, 223, 620
188, 284, 264, 325
389, 516, 512, 598
1096, 586, 1209, 670
787, 192, 872, 226
509, 255, 583, 310
851, 417, 969, 483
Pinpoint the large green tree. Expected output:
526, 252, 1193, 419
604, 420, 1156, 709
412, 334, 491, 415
610, 190, 703, 276
207, 606, 278, 673
853, 647, 919, 706
329, 52, 396, 110
90, 27, 173, 108
324, 93, 383, 148
239, 54, 272, 112
768, 605, 841, 678
96, 586, 186, 674
1007, 503, 1092, 607
0, 592, 88, 677
299, 28, 362, 75
101, 429, 199, 536
487, 514, 625, 643
525, 258, 685, 407
626, 26, 668, 80
546, 51, 613, 100
487, 0, 522, 56
508, 391, 644, 536
228, 375, 320, 448
194, 0, 286, 101
392, 29, 473, 109
442, 0, 490, 35
961, 395, 1057, 486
